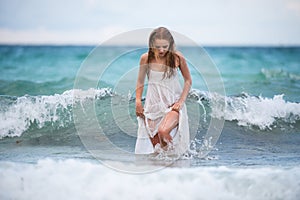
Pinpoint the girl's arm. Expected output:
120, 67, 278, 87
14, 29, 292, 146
173, 52, 192, 110
135, 53, 148, 118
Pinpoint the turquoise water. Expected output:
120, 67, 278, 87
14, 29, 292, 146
209, 47, 300, 102
1, 45, 299, 100
0, 45, 300, 199
0, 45, 299, 160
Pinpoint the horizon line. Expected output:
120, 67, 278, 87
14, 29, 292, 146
0, 42, 300, 48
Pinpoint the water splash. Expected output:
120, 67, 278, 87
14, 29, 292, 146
0, 88, 113, 138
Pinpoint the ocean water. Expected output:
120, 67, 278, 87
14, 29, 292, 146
0, 45, 300, 199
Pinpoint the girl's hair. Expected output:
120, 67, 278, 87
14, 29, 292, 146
148, 27, 178, 78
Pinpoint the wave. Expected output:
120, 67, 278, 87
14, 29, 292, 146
0, 159, 299, 200
0, 78, 75, 96
224, 94, 300, 130
0, 88, 113, 139
190, 89, 300, 130
1, 88, 300, 139
261, 68, 300, 81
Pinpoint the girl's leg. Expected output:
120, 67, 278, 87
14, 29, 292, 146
150, 134, 160, 146
157, 110, 179, 147
146, 118, 161, 146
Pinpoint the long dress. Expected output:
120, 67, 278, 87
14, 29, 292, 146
135, 69, 190, 155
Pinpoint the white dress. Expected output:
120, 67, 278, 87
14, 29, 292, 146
135, 69, 190, 155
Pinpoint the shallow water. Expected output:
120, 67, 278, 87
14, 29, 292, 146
0, 45, 299, 199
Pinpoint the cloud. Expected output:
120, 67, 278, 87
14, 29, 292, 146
0, 0, 299, 45
0, 26, 129, 45
286, 0, 300, 15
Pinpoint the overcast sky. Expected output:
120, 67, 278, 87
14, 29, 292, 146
0, 0, 299, 45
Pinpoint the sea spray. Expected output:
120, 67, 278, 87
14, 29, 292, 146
1, 88, 300, 139
0, 159, 299, 200
0, 88, 113, 138
191, 89, 300, 130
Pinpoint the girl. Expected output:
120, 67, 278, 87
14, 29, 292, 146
135, 27, 192, 155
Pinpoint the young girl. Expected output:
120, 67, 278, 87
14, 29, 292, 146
135, 27, 192, 155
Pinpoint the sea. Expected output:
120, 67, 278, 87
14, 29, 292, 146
0, 44, 300, 200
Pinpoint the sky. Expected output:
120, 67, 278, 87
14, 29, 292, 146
0, 0, 300, 45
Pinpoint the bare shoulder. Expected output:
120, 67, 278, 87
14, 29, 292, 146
175, 51, 185, 60
174, 51, 186, 66
140, 52, 148, 63
175, 50, 184, 57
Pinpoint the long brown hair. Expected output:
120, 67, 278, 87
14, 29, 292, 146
148, 27, 178, 78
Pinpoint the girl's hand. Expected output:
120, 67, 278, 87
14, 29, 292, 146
135, 101, 145, 119
171, 102, 182, 113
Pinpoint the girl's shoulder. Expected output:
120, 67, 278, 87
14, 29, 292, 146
140, 52, 148, 64
141, 52, 148, 59
174, 50, 184, 59
174, 51, 186, 66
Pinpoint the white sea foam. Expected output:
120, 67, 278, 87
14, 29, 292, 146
221, 94, 300, 129
1, 88, 299, 139
0, 88, 112, 138
261, 68, 300, 81
192, 89, 300, 130
0, 159, 299, 200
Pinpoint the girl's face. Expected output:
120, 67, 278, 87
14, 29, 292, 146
153, 39, 170, 58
